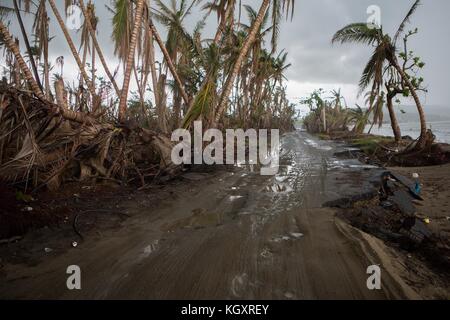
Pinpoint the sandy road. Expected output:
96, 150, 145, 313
0, 131, 414, 299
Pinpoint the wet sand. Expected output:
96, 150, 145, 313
0, 131, 420, 299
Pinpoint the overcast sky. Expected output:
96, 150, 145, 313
1, 0, 449, 110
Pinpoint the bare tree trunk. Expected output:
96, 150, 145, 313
214, 0, 270, 125
43, 27, 51, 99
13, 0, 43, 92
92, 40, 96, 91
54, 78, 69, 110
118, 0, 145, 122
322, 107, 327, 133
0, 21, 45, 100
157, 73, 168, 133
146, 25, 160, 114
78, 0, 120, 97
48, 0, 96, 99
147, 18, 189, 106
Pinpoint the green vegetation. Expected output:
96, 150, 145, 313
350, 136, 394, 154
330, 0, 432, 150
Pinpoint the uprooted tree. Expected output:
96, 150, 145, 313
0, 0, 297, 191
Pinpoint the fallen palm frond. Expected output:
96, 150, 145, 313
0, 85, 178, 192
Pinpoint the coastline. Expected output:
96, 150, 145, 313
317, 130, 450, 299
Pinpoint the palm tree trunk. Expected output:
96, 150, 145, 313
92, 41, 96, 91
147, 26, 160, 113
133, 63, 149, 126
214, 0, 270, 125
78, 0, 120, 97
147, 18, 189, 106
43, 30, 51, 99
13, 0, 43, 92
386, 92, 402, 142
0, 21, 45, 100
390, 58, 427, 148
48, 0, 96, 98
118, 0, 145, 122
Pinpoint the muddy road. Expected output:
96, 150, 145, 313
0, 131, 415, 299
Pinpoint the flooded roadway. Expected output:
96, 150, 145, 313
0, 131, 411, 299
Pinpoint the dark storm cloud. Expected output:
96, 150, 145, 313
276, 0, 450, 105
2, 0, 449, 106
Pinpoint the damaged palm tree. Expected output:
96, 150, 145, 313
0, 19, 178, 191
0, 84, 179, 191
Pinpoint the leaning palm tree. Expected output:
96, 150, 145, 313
47, 0, 96, 99
0, 20, 45, 100
213, 0, 295, 126
79, 0, 120, 96
33, 0, 52, 99
118, 0, 145, 122
12, 0, 43, 92
152, 0, 194, 130
332, 0, 428, 149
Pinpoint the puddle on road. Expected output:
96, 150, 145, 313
162, 131, 381, 237
270, 232, 304, 243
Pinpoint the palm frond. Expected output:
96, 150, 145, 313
332, 23, 381, 46
393, 0, 421, 44
0, 5, 14, 19
358, 44, 386, 94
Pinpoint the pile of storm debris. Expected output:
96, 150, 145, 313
0, 85, 178, 192
334, 136, 450, 167
328, 170, 450, 270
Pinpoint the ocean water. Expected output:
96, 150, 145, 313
367, 121, 450, 144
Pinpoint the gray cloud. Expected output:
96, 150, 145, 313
2, 0, 449, 107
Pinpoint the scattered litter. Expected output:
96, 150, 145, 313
260, 248, 272, 259
284, 292, 295, 299
423, 218, 430, 224
412, 173, 422, 196
388, 171, 423, 200
21, 206, 33, 212
271, 235, 292, 243
44, 247, 53, 253
290, 232, 304, 239
72, 242, 78, 248
380, 201, 393, 209
140, 240, 159, 260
